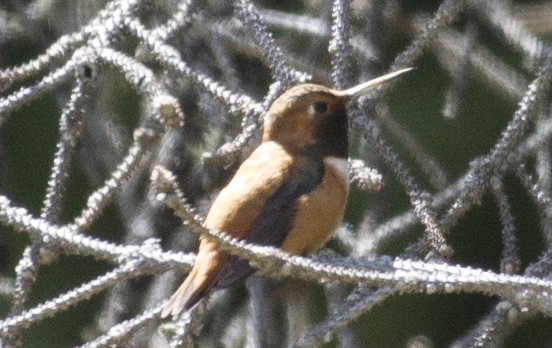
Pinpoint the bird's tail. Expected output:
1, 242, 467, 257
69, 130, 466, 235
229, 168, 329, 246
161, 267, 200, 318
161, 242, 227, 319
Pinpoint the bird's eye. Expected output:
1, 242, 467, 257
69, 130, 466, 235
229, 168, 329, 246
310, 101, 328, 115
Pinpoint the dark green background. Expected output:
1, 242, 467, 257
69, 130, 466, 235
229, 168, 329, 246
1, 0, 551, 347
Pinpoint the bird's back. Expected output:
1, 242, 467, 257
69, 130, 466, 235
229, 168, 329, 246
162, 141, 297, 316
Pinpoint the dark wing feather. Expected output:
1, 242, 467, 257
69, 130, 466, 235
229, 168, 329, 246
162, 142, 325, 317
215, 157, 323, 288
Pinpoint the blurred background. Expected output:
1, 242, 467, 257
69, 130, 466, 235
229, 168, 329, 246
1, 0, 552, 347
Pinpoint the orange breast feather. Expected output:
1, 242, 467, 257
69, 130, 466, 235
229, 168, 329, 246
281, 158, 349, 255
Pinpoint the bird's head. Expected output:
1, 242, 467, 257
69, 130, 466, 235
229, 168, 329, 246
263, 68, 413, 159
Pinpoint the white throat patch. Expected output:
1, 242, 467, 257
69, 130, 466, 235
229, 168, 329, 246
325, 157, 349, 186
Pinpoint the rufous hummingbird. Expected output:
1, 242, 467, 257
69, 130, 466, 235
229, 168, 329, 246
162, 68, 412, 318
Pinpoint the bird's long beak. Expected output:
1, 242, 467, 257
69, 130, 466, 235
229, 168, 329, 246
333, 67, 414, 98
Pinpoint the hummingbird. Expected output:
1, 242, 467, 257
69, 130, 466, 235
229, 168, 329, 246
161, 68, 412, 318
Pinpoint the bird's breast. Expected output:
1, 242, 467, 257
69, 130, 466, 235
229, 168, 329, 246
280, 157, 349, 255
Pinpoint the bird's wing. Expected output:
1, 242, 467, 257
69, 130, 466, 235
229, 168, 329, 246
162, 141, 322, 317
204, 141, 322, 238
211, 143, 323, 288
